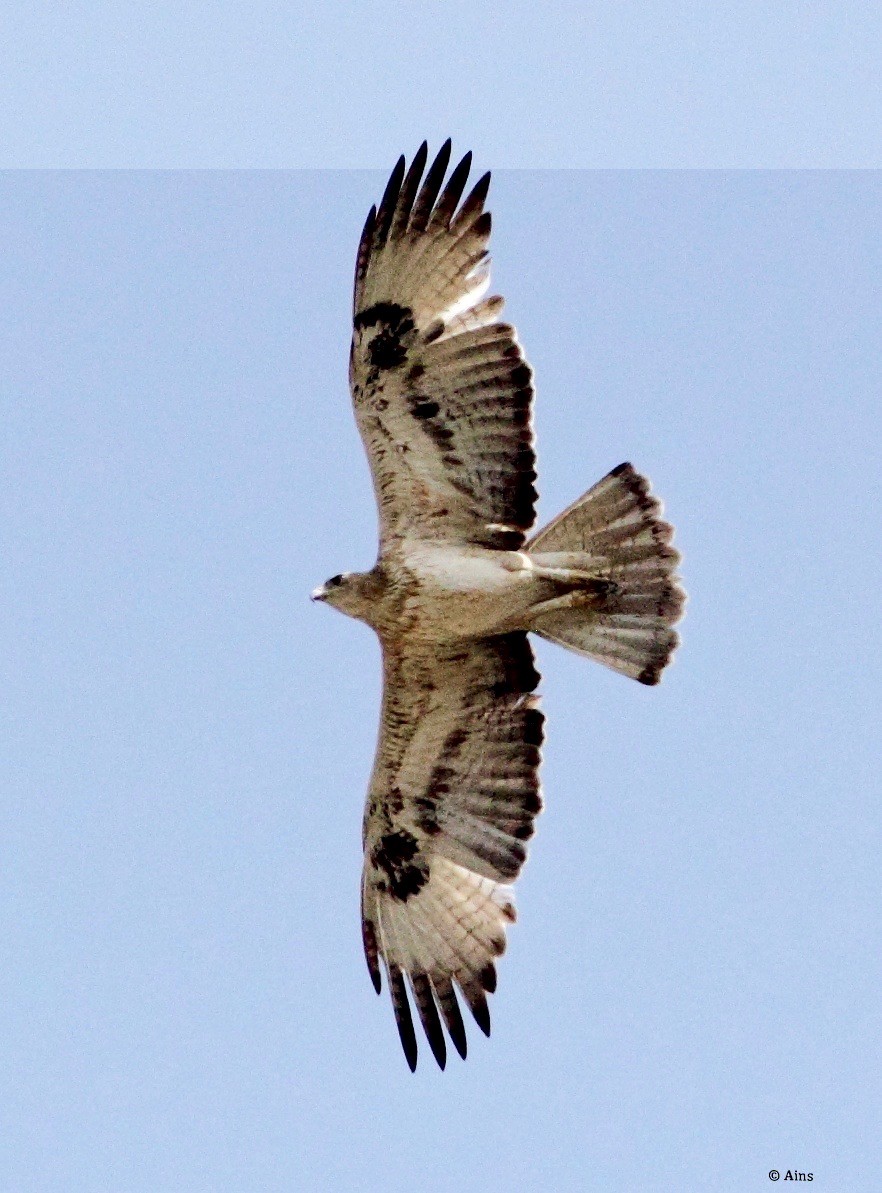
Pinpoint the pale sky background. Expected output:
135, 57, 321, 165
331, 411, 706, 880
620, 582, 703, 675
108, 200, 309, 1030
2, 0, 882, 168
3, 6, 882, 1193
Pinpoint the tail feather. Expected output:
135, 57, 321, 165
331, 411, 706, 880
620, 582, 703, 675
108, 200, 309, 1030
527, 463, 685, 685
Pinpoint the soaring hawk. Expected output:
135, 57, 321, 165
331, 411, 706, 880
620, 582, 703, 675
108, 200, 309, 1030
312, 143, 685, 1069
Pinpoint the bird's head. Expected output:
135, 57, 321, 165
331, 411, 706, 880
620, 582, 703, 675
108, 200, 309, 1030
310, 571, 375, 622
311, 572, 349, 607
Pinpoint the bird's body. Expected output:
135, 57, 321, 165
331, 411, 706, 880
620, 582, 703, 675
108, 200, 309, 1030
312, 142, 685, 1069
340, 545, 548, 641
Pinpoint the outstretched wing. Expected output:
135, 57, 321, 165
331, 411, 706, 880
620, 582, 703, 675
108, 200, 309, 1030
350, 141, 538, 550
361, 633, 544, 1070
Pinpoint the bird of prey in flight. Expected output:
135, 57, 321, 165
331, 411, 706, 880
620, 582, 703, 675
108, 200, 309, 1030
312, 142, 685, 1070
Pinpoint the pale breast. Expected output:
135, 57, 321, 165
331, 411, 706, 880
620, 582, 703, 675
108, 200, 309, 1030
388, 543, 539, 641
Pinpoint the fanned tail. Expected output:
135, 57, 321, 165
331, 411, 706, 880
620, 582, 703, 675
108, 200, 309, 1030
527, 463, 685, 684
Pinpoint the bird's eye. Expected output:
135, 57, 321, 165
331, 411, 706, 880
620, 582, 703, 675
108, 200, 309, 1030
327, 574, 343, 587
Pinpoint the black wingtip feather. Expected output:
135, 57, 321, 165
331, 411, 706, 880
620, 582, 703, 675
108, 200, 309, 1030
471, 170, 491, 206
390, 967, 418, 1071
432, 150, 472, 227
411, 140, 453, 232
362, 917, 382, 994
435, 981, 468, 1060
480, 962, 497, 994
375, 154, 406, 247
459, 978, 492, 1037
359, 204, 376, 249
412, 974, 447, 1070
472, 209, 492, 238
389, 142, 429, 240
470, 991, 492, 1037
453, 170, 491, 229
353, 205, 377, 308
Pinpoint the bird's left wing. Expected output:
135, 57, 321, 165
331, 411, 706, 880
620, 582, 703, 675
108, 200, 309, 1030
349, 141, 538, 550
361, 632, 544, 1069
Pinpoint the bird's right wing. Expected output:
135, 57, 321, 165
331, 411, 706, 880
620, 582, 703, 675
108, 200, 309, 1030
360, 632, 544, 1070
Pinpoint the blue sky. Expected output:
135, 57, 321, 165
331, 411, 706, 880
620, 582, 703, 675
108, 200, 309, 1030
4, 165, 881, 1193
2, 1, 882, 167
3, 5, 882, 1192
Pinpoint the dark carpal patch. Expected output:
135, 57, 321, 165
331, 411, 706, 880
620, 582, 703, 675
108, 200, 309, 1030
354, 302, 416, 372
353, 301, 414, 334
372, 828, 429, 901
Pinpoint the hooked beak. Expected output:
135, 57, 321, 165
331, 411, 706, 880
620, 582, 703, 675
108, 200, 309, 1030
310, 584, 327, 602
